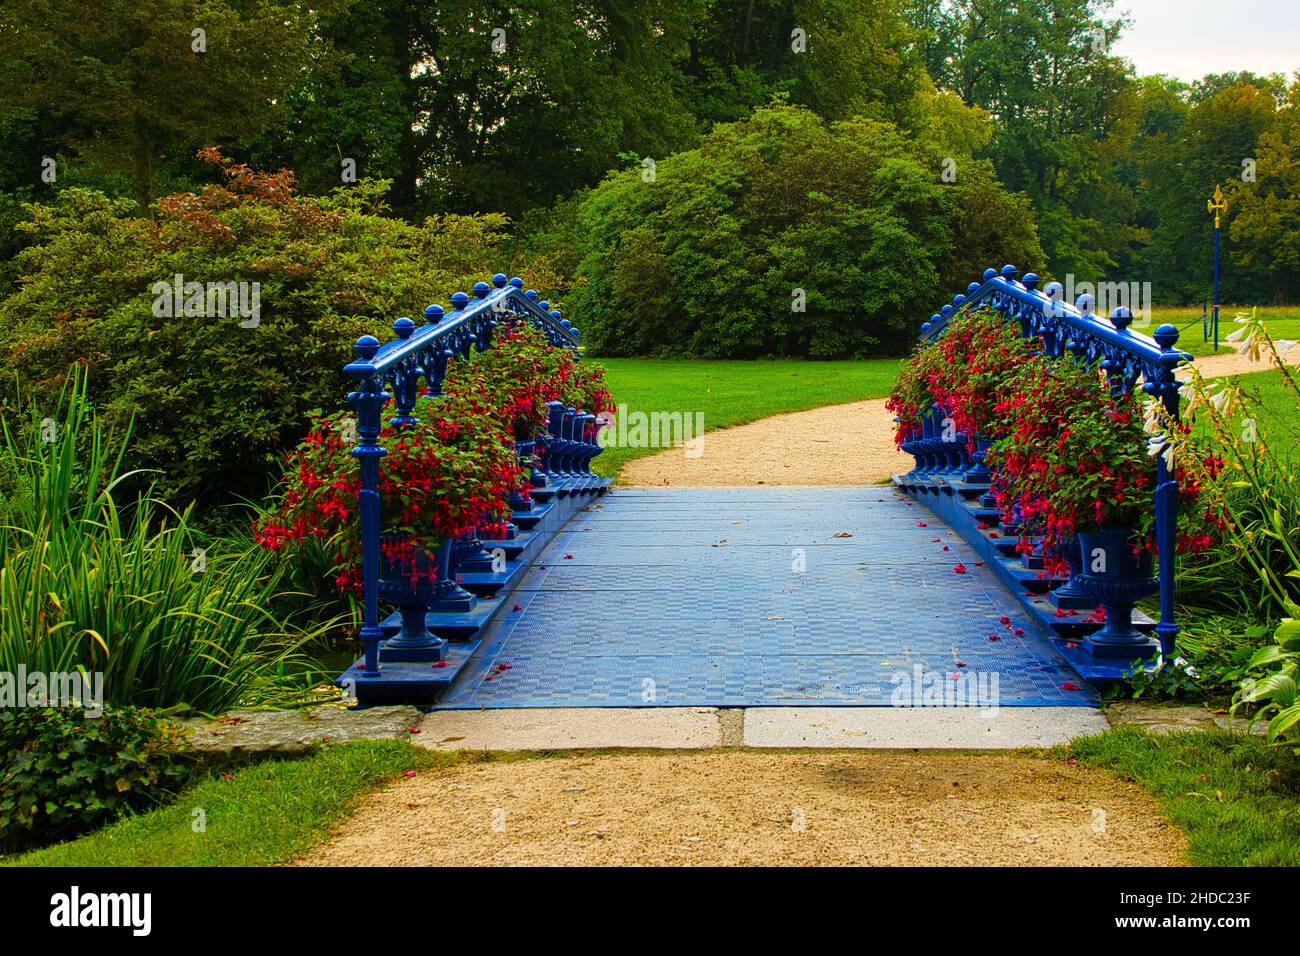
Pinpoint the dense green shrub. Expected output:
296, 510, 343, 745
1, 372, 327, 712
0, 148, 511, 506
0, 705, 190, 853
567, 104, 1044, 358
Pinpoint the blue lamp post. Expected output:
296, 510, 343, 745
1207, 184, 1228, 351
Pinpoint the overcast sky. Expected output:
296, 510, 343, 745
1107, 0, 1299, 81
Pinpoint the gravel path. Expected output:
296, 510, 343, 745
297, 750, 1185, 867
1193, 350, 1299, 379
621, 399, 911, 487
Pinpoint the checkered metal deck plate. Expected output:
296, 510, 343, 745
434, 488, 1096, 708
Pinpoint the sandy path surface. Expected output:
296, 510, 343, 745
621, 399, 911, 487
1194, 349, 1299, 379
617, 349, 1294, 488
298, 751, 1184, 867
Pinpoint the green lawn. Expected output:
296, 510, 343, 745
590, 357, 903, 477
1064, 727, 1300, 866
3, 741, 457, 867
1148, 305, 1300, 358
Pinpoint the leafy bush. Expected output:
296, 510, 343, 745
0, 148, 512, 507
567, 103, 1044, 358
1, 372, 325, 712
0, 705, 189, 853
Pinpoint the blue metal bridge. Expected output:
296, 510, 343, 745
434, 487, 1093, 708
339, 266, 1186, 708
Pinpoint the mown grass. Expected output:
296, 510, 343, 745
590, 357, 903, 477
1063, 727, 1300, 866
2, 740, 462, 867
1150, 306, 1300, 358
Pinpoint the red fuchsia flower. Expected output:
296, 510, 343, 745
1061, 682, 1081, 691
953, 563, 967, 574
988, 634, 1000, 641
999, 615, 1011, 625
512, 603, 523, 611
1014, 627, 1025, 637
942, 545, 950, 551
404, 770, 418, 778
564, 554, 574, 559
917, 521, 928, 527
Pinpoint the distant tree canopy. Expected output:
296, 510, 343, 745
1, 0, 1299, 367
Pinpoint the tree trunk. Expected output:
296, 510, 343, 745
132, 115, 154, 214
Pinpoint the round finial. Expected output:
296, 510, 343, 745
1153, 324, 1180, 349
424, 303, 444, 324
940, 304, 953, 317
538, 300, 550, 312
966, 282, 980, 294
953, 294, 966, 307
355, 335, 380, 360
508, 276, 524, 288
1110, 306, 1133, 331
930, 314, 942, 325
982, 268, 998, 281
450, 291, 469, 310
1000, 264, 1018, 279
393, 317, 415, 339
922, 322, 932, 333
472, 281, 490, 299
570, 327, 579, 339
524, 289, 538, 300
492, 273, 508, 288
1075, 293, 1095, 315
1022, 273, 1039, 290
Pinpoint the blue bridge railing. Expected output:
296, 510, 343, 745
340, 273, 611, 700
896, 264, 1192, 679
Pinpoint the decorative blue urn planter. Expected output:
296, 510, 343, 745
1076, 526, 1159, 658
378, 540, 448, 662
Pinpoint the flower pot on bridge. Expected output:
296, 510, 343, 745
1076, 526, 1159, 659
378, 538, 451, 662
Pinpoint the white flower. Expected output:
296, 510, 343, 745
1146, 434, 1174, 470
1226, 327, 1247, 343
1234, 330, 1263, 362
1276, 339, 1298, 356
1142, 398, 1162, 435
1208, 387, 1234, 414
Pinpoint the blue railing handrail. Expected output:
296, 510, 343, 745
906, 262, 1190, 663
918, 266, 1191, 389
344, 274, 578, 380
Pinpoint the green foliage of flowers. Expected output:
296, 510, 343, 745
986, 358, 1155, 552
0, 705, 190, 854
442, 323, 613, 440
255, 397, 520, 591
0, 371, 326, 712
0, 149, 512, 508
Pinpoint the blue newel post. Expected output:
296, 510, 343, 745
344, 335, 389, 677
1148, 323, 1184, 656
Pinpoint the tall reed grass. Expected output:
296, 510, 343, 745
0, 372, 330, 713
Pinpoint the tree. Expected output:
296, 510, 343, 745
0, 0, 329, 210
568, 103, 1043, 358
1227, 79, 1300, 303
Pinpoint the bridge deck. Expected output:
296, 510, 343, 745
434, 487, 1094, 709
